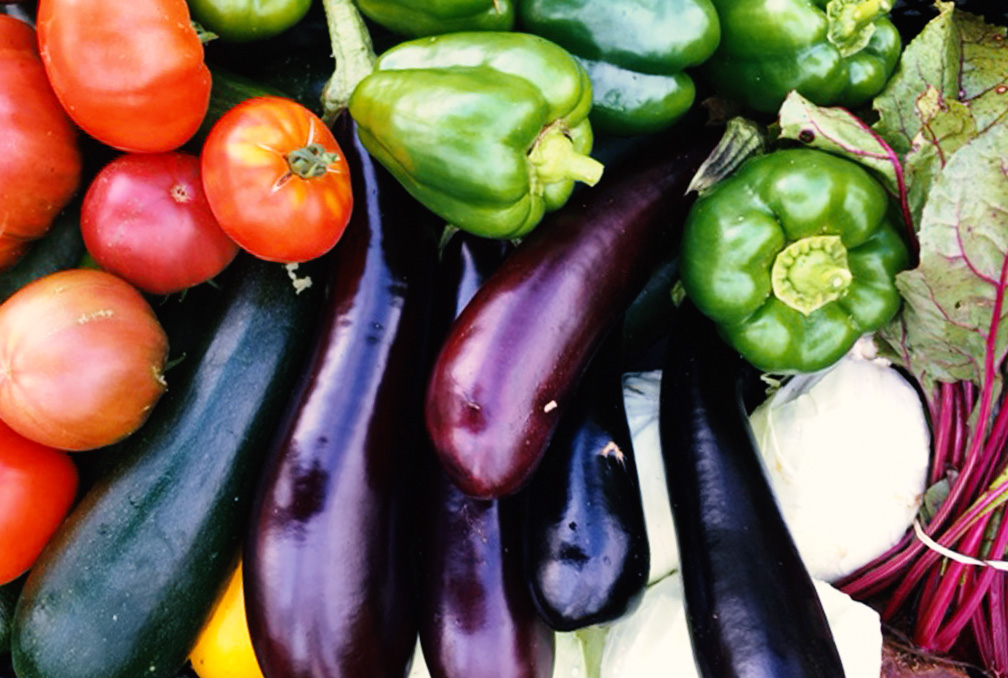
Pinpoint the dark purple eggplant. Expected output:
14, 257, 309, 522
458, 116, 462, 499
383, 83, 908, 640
243, 112, 441, 678
521, 325, 649, 631
658, 300, 844, 678
424, 125, 720, 499
416, 231, 553, 678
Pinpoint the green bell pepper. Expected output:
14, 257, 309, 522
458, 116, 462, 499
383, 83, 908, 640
355, 0, 515, 37
679, 148, 909, 374
518, 0, 720, 135
188, 0, 312, 42
348, 31, 604, 239
704, 0, 901, 113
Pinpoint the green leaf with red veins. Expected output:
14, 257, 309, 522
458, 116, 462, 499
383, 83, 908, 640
872, 2, 1008, 156
903, 86, 977, 230
878, 123, 1008, 394
778, 91, 901, 195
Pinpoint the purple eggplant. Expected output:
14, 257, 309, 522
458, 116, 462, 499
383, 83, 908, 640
424, 126, 720, 499
658, 301, 844, 678
416, 232, 553, 678
243, 112, 441, 678
521, 325, 649, 631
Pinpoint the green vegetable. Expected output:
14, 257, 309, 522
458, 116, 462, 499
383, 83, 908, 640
518, 0, 719, 135
704, 0, 902, 113
188, 0, 312, 42
355, 0, 515, 37
10, 254, 327, 678
679, 148, 909, 374
348, 31, 603, 239
1, 577, 22, 654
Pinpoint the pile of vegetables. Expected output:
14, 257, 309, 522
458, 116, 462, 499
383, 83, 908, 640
2, 0, 1008, 677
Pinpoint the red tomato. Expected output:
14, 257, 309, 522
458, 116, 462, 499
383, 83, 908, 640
0, 269, 169, 451
0, 15, 82, 271
36, 0, 211, 153
82, 152, 240, 295
0, 419, 78, 584
201, 96, 353, 263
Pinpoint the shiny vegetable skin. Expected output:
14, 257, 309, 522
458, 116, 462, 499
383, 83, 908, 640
521, 328, 649, 631
244, 113, 441, 678
518, 0, 720, 135
679, 148, 909, 374
10, 253, 328, 678
658, 301, 844, 678
357, 0, 515, 37
704, 0, 901, 113
348, 31, 602, 239
424, 125, 719, 499
417, 232, 553, 678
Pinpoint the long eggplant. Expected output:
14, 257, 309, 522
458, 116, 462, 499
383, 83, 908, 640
657, 300, 845, 678
244, 112, 441, 678
424, 125, 720, 499
521, 325, 649, 631
416, 232, 553, 678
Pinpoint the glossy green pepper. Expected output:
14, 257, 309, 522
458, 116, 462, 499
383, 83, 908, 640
348, 31, 604, 239
355, 0, 515, 37
704, 0, 902, 113
679, 148, 909, 374
518, 0, 720, 135
188, 0, 312, 41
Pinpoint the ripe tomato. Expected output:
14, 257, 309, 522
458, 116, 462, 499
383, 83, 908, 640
201, 96, 353, 263
0, 15, 82, 271
0, 269, 169, 451
36, 0, 211, 153
0, 418, 78, 584
82, 152, 240, 295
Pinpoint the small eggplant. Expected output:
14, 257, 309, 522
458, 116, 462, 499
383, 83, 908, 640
425, 125, 719, 499
658, 301, 845, 678
244, 112, 441, 678
521, 326, 649, 631
416, 231, 553, 678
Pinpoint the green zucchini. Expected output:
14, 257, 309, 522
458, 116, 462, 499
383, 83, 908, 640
10, 252, 329, 678
0, 576, 22, 655
0, 202, 85, 304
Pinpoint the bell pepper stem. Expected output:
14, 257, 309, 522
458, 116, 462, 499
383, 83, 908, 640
771, 235, 853, 315
320, 0, 377, 125
529, 124, 604, 189
826, 0, 892, 58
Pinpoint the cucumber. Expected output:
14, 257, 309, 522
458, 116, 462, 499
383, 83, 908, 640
0, 201, 85, 304
11, 252, 329, 678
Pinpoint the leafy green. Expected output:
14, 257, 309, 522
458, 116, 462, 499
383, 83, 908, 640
778, 90, 901, 196
878, 123, 1008, 392
872, 2, 1008, 155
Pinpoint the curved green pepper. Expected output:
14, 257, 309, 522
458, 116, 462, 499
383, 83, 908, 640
704, 0, 902, 113
348, 31, 603, 239
679, 148, 909, 374
355, 0, 515, 37
518, 0, 720, 135
188, 0, 312, 42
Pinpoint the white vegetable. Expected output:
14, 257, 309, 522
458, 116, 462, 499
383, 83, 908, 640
747, 345, 931, 581
622, 370, 679, 584
622, 343, 931, 584
597, 573, 883, 678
